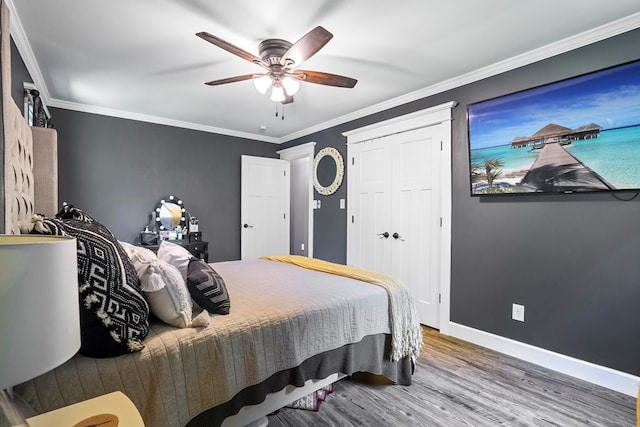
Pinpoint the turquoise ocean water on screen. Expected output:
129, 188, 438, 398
469, 125, 640, 189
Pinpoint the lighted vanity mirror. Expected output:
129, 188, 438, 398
155, 195, 187, 231
313, 147, 344, 196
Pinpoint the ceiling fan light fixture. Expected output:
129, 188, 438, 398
199, 26, 357, 105
270, 85, 286, 102
281, 76, 300, 96
253, 75, 272, 94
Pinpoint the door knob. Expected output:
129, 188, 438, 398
377, 232, 389, 239
392, 232, 405, 241
243, 223, 253, 229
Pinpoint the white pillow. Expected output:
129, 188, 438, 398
140, 260, 194, 328
120, 242, 158, 283
120, 241, 207, 328
157, 240, 194, 280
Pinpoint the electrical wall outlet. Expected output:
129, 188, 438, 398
512, 303, 525, 322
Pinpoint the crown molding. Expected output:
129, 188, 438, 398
282, 12, 640, 142
48, 98, 280, 143
7, 0, 640, 144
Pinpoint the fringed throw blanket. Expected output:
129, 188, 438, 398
261, 255, 423, 362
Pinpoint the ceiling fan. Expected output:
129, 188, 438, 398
196, 26, 357, 104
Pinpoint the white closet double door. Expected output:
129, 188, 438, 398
347, 125, 444, 328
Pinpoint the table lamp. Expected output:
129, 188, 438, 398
0, 235, 80, 427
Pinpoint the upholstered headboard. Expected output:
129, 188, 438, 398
1, 1, 57, 234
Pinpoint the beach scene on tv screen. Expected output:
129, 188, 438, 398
468, 60, 640, 195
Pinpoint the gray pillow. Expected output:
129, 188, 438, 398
186, 259, 231, 315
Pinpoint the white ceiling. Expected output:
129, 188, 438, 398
7, 0, 640, 143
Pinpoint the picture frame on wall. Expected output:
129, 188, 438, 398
467, 59, 640, 196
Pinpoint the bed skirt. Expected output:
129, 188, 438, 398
187, 333, 413, 426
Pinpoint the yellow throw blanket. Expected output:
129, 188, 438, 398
261, 255, 423, 362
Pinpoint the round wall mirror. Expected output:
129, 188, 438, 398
155, 195, 187, 230
313, 147, 344, 196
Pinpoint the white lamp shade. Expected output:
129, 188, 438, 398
253, 75, 272, 95
0, 235, 80, 389
270, 85, 286, 102
281, 76, 300, 96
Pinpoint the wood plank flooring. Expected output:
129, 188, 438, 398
267, 327, 636, 426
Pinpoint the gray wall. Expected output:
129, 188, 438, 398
283, 28, 640, 376
10, 40, 28, 109
283, 130, 350, 264
11, 26, 640, 375
49, 108, 279, 261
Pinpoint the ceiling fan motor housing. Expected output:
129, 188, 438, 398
258, 39, 293, 65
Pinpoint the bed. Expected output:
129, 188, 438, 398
1, 4, 419, 426
14, 255, 417, 427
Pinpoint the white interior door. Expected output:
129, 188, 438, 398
346, 102, 455, 333
347, 125, 444, 329
389, 127, 442, 328
241, 155, 290, 259
347, 138, 392, 274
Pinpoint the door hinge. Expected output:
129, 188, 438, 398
351, 215, 355, 224
440, 217, 443, 227
439, 293, 441, 304
284, 170, 287, 176
283, 213, 286, 219
440, 140, 443, 151
351, 157, 355, 166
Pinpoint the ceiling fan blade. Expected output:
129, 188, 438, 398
204, 73, 260, 86
291, 70, 357, 88
280, 26, 333, 68
196, 32, 266, 68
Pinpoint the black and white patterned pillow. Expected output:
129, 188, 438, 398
32, 205, 150, 357
54, 203, 96, 222
186, 259, 231, 315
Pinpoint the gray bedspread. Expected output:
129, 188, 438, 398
15, 259, 393, 427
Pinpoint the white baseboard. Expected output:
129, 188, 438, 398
448, 322, 639, 397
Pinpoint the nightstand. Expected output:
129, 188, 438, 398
26, 391, 144, 427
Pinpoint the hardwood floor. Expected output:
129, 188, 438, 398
267, 327, 636, 426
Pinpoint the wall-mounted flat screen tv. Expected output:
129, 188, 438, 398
467, 59, 640, 196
